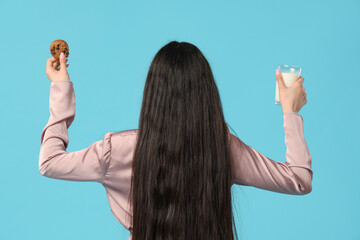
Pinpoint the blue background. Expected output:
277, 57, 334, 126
0, 0, 359, 239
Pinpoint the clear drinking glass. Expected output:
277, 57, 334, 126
275, 64, 302, 105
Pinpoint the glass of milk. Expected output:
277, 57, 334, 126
275, 64, 302, 105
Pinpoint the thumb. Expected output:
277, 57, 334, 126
297, 76, 304, 85
59, 52, 68, 72
275, 69, 286, 90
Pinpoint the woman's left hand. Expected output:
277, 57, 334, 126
46, 52, 70, 82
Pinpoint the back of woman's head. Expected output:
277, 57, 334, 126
129, 41, 238, 240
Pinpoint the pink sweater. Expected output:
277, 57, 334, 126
39, 81, 313, 240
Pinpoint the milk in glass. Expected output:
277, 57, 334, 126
275, 66, 301, 105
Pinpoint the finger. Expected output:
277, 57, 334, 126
57, 59, 67, 69
52, 59, 60, 68
55, 62, 60, 70
297, 77, 304, 85
275, 69, 286, 90
48, 58, 66, 70
46, 57, 58, 71
59, 52, 68, 73
47, 57, 58, 63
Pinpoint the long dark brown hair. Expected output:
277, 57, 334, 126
128, 41, 239, 239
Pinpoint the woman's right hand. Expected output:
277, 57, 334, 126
275, 69, 307, 113
46, 52, 70, 83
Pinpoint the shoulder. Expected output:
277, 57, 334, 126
100, 130, 138, 149
103, 129, 138, 169
112, 129, 138, 137
109, 129, 138, 143
107, 129, 138, 154
227, 130, 245, 147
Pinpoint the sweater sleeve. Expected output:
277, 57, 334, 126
229, 112, 313, 195
39, 81, 113, 183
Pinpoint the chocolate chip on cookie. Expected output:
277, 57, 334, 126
50, 39, 69, 59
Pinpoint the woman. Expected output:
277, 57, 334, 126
39, 41, 312, 240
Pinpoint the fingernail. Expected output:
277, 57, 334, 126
60, 52, 65, 59
276, 69, 280, 75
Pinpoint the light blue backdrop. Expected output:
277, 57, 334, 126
0, 0, 359, 239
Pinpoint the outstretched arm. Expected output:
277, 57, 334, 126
229, 112, 313, 195
39, 80, 113, 183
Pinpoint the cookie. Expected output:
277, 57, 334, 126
50, 39, 69, 59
